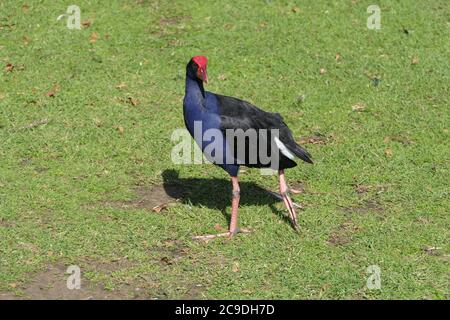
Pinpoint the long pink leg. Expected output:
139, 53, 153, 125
279, 170, 299, 231
229, 176, 240, 234
193, 176, 250, 240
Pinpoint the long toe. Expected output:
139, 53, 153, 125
193, 228, 252, 241
192, 232, 231, 241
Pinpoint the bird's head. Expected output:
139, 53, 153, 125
186, 56, 208, 84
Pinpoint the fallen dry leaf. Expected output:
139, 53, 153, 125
116, 125, 125, 135
22, 4, 29, 13
45, 83, 60, 98
259, 21, 268, 29
128, 97, 140, 106
116, 82, 127, 89
82, 20, 91, 28
23, 36, 31, 45
217, 74, 227, 81
5, 63, 14, 72
232, 261, 240, 273
384, 148, 393, 157
291, 6, 300, 13
160, 256, 172, 265
9, 283, 17, 289
319, 68, 327, 75
90, 32, 98, 43
335, 53, 341, 61
352, 102, 366, 112
411, 56, 419, 65
152, 203, 168, 213
162, 240, 176, 248
93, 118, 102, 127
355, 184, 370, 194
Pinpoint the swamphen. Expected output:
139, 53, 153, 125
183, 56, 313, 239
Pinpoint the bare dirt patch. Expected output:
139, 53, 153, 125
159, 16, 191, 26
297, 134, 333, 145
353, 184, 387, 196
343, 199, 384, 215
80, 256, 137, 274
97, 184, 185, 213
0, 265, 128, 300
150, 239, 190, 267
328, 220, 360, 246
0, 242, 209, 300
0, 217, 14, 228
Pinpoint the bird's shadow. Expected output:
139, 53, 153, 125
162, 169, 291, 226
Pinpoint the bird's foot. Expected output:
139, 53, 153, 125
265, 190, 304, 209
289, 188, 302, 194
291, 221, 300, 232
192, 228, 251, 241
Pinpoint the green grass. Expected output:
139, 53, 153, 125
0, 0, 449, 299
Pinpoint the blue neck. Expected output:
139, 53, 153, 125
185, 75, 205, 101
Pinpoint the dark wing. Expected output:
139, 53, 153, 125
215, 93, 313, 164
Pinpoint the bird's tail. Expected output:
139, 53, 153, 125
290, 143, 313, 164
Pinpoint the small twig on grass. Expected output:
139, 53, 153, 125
15, 118, 50, 131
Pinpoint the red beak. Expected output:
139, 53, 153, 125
198, 67, 208, 84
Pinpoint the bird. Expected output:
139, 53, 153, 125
183, 56, 313, 240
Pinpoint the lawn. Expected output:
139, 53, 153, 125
0, 0, 448, 299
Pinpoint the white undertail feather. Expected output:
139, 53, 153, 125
274, 137, 295, 160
